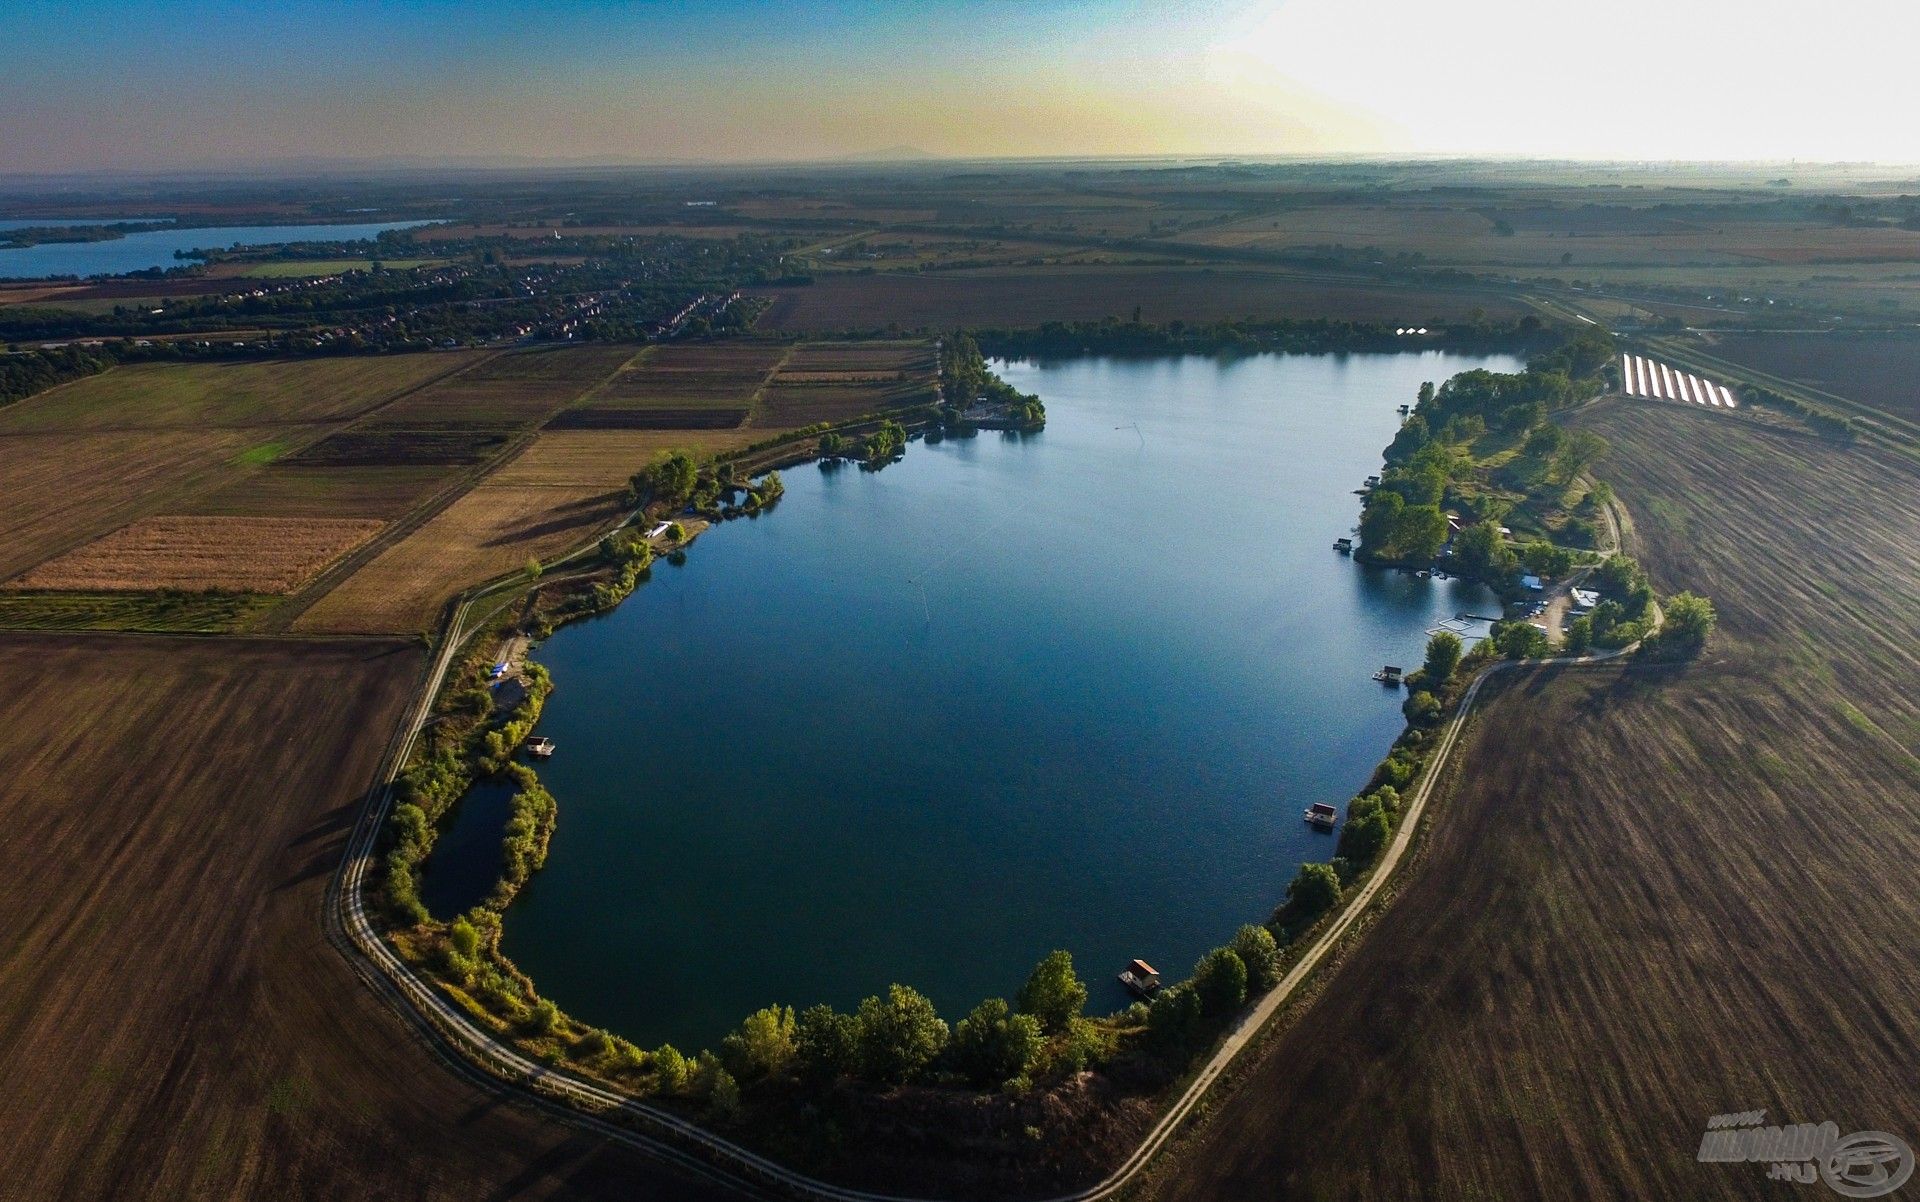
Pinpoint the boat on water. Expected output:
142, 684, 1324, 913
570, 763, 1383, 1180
1118, 959, 1162, 1000
526, 736, 556, 759
1305, 801, 1339, 828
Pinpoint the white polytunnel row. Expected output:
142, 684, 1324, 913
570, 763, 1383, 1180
1618, 353, 1737, 409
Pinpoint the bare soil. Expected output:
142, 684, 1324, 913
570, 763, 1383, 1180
0, 634, 729, 1200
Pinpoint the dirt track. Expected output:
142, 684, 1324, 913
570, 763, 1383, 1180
1143, 401, 1920, 1201
0, 634, 731, 1201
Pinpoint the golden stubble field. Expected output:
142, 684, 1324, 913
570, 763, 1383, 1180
1146, 401, 1920, 1202
5, 515, 385, 593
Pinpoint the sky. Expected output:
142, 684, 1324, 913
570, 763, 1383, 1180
6, 0, 1920, 173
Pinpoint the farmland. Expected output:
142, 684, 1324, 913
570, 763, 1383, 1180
753, 340, 937, 426
1699, 331, 1920, 424
1146, 401, 1920, 1201
0, 355, 478, 432
0, 355, 491, 592
0, 428, 259, 581
553, 342, 787, 429
0, 635, 716, 1200
752, 266, 1529, 332
5, 515, 384, 593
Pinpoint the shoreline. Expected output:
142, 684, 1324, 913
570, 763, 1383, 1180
342, 340, 1626, 1199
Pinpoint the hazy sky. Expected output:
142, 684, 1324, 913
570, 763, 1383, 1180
7, 0, 1920, 172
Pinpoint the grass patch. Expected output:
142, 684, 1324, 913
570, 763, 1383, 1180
231, 440, 290, 467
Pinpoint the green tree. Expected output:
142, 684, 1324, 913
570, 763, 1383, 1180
721, 1004, 796, 1081
856, 984, 949, 1084
1016, 949, 1088, 1035
1422, 630, 1463, 683
1452, 521, 1518, 583
1147, 983, 1204, 1050
948, 997, 1043, 1086
1230, 923, 1281, 994
794, 1004, 860, 1083
1277, 861, 1342, 928
1564, 614, 1594, 654
1191, 947, 1248, 1017
1492, 619, 1550, 660
1337, 805, 1392, 865
1651, 591, 1716, 658
653, 1043, 690, 1093
1522, 540, 1574, 578
629, 451, 698, 506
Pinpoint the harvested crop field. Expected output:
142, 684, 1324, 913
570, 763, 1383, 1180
548, 406, 749, 429
293, 483, 626, 634
1704, 331, 1920, 424
1147, 403, 1920, 1202
182, 463, 459, 519
489, 430, 768, 488
0, 355, 480, 433
751, 339, 938, 426
364, 345, 636, 428
284, 427, 515, 466
577, 343, 787, 412
6, 515, 384, 593
0, 635, 719, 1200
0, 428, 258, 581
752, 267, 1527, 332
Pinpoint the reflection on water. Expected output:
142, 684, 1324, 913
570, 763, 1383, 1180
465, 349, 1518, 1050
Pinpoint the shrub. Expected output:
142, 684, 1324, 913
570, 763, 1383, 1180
448, 917, 481, 959
526, 998, 561, 1036
1403, 689, 1443, 726
1040, 1016, 1111, 1078
1147, 983, 1205, 1051
1016, 949, 1088, 1034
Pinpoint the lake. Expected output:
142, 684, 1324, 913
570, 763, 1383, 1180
0, 219, 431, 278
423, 349, 1516, 1051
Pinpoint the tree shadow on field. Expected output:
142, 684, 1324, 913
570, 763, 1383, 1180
479, 1129, 748, 1202
289, 798, 356, 848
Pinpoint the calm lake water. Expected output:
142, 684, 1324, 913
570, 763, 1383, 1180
425, 349, 1515, 1050
0, 219, 429, 278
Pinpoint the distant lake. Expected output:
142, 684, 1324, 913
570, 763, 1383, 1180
0, 219, 431, 279
423, 350, 1516, 1051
